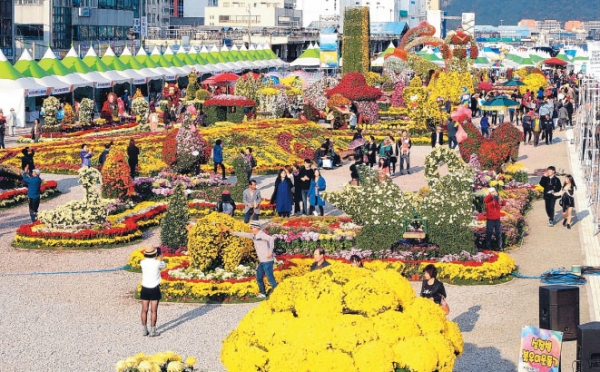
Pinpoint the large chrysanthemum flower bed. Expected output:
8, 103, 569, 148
126, 249, 515, 303
221, 264, 464, 372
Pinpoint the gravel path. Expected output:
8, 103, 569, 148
0, 125, 592, 371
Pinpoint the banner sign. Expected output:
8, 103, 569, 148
319, 33, 338, 68
587, 42, 600, 81
518, 326, 563, 372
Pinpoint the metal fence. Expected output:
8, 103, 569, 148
575, 77, 600, 231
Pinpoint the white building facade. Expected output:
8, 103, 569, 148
205, 0, 302, 27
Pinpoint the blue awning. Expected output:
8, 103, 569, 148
321, 27, 337, 34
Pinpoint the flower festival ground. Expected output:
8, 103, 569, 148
0, 123, 594, 372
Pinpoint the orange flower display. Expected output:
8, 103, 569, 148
101, 149, 136, 199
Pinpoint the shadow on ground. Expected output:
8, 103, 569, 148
157, 305, 220, 334
453, 343, 516, 372
452, 305, 481, 333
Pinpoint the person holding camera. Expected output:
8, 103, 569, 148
139, 247, 166, 337
483, 187, 505, 251
540, 166, 562, 226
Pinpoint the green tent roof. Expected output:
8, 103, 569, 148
0, 49, 25, 80
14, 50, 50, 78
297, 45, 320, 59
220, 45, 238, 62
101, 46, 131, 71
119, 46, 148, 70
380, 42, 396, 58
37, 48, 76, 76
149, 46, 173, 68
200, 46, 219, 64
238, 45, 256, 61
82, 48, 114, 72
164, 46, 186, 67
556, 50, 571, 62
177, 47, 199, 66
136, 47, 160, 68
62, 48, 93, 74
263, 44, 279, 60
474, 56, 490, 65
249, 45, 264, 60
209, 45, 227, 63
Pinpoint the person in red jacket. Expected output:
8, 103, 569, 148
484, 187, 505, 251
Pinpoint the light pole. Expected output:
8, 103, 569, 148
247, 5, 252, 46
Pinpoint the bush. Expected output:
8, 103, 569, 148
221, 264, 464, 372
195, 89, 211, 101
355, 224, 403, 251
101, 149, 135, 199
304, 104, 320, 121
160, 183, 189, 249
230, 156, 249, 202
491, 123, 523, 162
205, 106, 226, 125
188, 212, 256, 271
226, 107, 246, 123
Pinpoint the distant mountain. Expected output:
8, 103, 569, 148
442, 0, 600, 26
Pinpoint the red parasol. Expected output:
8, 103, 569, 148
212, 73, 241, 83
543, 57, 568, 66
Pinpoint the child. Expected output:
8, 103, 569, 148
376, 157, 390, 176
140, 247, 166, 337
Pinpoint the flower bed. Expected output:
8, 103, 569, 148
18, 121, 138, 142
126, 248, 515, 302
133, 171, 230, 201
2, 120, 352, 176
0, 181, 60, 209
188, 198, 277, 217
12, 202, 168, 249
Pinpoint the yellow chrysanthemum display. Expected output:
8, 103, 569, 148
221, 265, 463, 372
188, 212, 256, 271
115, 351, 195, 372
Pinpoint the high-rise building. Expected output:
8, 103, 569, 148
0, 0, 15, 61
15, 0, 142, 58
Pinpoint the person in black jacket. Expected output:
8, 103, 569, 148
270, 169, 294, 217
292, 165, 303, 215
21, 147, 36, 170
420, 264, 447, 305
431, 126, 444, 148
298, 159, 314, 215
127, 139, 140, 179
365, 135, 377, 167
539, 166, 562, 226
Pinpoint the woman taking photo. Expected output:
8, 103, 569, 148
308, 169, 326, 216
420, 264, 447, 305
271, 169, 294, 218
561, 175, 576, 229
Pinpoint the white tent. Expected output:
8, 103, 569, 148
290, 44, 320, 67
136, 46, 177, 81
186, 46, 218, 74
164, 46, 192, 74
82, 48, 132, 84
101, 46, 148, 85
118, 46, 163, 80
149, 46, 188, 76
0, 50, 49, 127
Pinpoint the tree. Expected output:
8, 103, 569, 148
160, 182, 190, 249
101, 149, 135, 199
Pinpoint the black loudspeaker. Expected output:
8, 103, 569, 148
577, 322, 600, 372
539, 285, 579, 341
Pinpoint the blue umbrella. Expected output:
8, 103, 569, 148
481, 96, 520, 111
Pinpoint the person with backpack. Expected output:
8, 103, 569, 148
522, 112, 533, 145
215, 190, 236, 216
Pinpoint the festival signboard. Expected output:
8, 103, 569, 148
518, 326, 563, 372
587, 41, 600, 81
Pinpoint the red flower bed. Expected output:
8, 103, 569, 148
276, 132, 294, 152
23, 122, 137, 139
203, 96, 256, 107
0, 181, 59, 201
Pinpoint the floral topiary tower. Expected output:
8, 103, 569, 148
42, 96, 60, 127
174, 112, 211, 174
160, 182, 189, 249
221, 264, 464, 372
79, 98, 94, 124
101, 149, 135, 199
62, 103, 75, 125
38, 167, 107, 227
342, 7, 370, 75
131, 96, 149, 129
186, 69, 200, 102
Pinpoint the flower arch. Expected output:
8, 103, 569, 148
424, 146, 470, 184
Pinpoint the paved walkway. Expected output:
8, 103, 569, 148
0, 124, 595, 371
